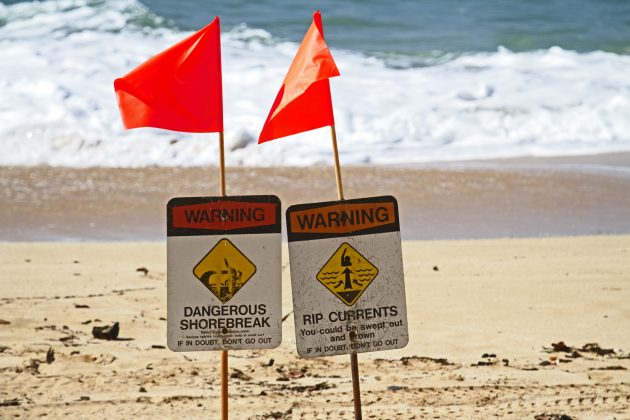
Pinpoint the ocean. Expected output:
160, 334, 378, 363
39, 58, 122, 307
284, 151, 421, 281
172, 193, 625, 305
1, 0, 629, 167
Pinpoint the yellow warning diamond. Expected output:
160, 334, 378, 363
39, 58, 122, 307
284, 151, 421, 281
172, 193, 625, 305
316, 242, 379, 306
193, 238, 257, 304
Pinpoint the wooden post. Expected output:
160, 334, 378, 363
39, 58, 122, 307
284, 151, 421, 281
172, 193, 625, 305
329, 124, 362, 420
221, 349, 228, 420
350, 352, 362, 420
219, 131, 226, 197
219, 131, 228, 420
330, 125, 344, 201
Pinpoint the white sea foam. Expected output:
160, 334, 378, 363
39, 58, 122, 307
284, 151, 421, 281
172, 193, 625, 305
1, 0, 630, 167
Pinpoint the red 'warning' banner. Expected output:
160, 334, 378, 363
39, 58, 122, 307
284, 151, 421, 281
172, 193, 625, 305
289, 202, 396, 235
172, 201, 277, 231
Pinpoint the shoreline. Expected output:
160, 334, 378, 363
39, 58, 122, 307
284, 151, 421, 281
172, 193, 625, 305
418, 151, 630, 169
1, 154, 630, 241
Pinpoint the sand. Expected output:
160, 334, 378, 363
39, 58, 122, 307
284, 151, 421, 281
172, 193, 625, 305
1, 158, 630, 241
1, 236, 629, 419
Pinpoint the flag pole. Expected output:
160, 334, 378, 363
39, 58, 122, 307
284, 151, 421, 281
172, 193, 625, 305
330, 124, 362, 420
218, 130, 228, 420
221, 349, 228, 420
219, 131, 227, 197
350, 352, 362, 420
330, 125, 344, 201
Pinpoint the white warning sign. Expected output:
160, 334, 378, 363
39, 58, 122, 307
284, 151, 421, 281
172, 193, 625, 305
167, 195, 282, 352
286, 196, 409, 358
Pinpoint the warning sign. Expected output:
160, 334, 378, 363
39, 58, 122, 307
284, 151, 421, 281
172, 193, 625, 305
167, 196, 282, 352
193, 239, 257, 304
287, 196, 408, 358
316, 243, 378, 306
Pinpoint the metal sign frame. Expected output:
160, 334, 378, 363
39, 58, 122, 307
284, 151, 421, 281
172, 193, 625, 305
167, 195, 282, 352
287, 195, 409, 358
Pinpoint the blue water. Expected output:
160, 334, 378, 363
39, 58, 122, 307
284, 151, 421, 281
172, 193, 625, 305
1, 0, 630, 167
140, 0, 630, 61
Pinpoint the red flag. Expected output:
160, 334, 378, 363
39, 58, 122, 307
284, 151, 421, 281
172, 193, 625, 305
258, 11, 340, 143
114, 17, 223, 133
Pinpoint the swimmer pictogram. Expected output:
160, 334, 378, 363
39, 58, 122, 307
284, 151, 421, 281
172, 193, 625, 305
316, 242, 379, 306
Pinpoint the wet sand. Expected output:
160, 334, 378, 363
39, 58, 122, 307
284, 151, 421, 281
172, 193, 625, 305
1, 154, 630, 241
1, 237, 629, 418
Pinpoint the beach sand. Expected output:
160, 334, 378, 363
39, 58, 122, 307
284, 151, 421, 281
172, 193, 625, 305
1, 236, 629, 419
1, 155, 630, 241
1, 158, 629, 418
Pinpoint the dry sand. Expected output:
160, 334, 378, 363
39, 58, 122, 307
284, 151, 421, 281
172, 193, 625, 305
1, 236, 629, 419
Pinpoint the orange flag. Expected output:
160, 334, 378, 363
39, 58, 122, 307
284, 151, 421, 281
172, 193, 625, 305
114, 17, 223, 133
258, 11, 340, 143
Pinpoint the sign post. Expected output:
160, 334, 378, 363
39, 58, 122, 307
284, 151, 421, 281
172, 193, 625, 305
113, 16, 256, 419
219, 131, 227, 420
167, 194, 282, 419
254, 10, 408, 418
287, 194, 409, 420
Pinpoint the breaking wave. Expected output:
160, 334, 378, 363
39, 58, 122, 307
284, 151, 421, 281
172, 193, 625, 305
1, 0, 630, 167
